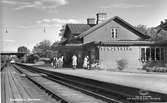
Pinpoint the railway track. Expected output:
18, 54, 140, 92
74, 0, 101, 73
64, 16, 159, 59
11, 65, 71, 103
13, 64, 122, 103
14, 63, 167, 103
12, 64, 110, 103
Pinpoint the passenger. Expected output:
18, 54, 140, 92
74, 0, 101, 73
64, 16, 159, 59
83, 56, 89, 69
55, 57, 59, 68
57, 58, 60, 68
87, 56, 90, 70
51, 57, 54, 66
52, 57, 55, 68
53, 57, 58, 69
57, 56, 63, 68
59, 56, 64, 68
51, 59, 53, 66
72, 55, 77, 69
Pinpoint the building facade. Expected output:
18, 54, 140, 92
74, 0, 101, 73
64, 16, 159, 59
57, 13, 167, 70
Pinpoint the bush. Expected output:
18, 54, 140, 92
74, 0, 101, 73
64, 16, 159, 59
142, 61, 167, 72
26, 54, 39, 63
117, 59, 128, 71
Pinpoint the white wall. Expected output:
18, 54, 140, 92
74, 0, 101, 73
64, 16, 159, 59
99, 46, 143, 70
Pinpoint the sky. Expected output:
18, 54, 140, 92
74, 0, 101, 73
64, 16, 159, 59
1, 0, 167, 52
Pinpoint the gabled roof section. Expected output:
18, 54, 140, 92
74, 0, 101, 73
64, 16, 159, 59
78, 16, 150, 39
60, 24, 92, 45
67, 24, 91, 35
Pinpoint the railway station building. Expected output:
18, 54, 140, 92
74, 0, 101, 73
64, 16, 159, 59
56, 13, 167, 70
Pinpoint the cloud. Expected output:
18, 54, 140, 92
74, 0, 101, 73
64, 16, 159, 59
37, 18, 81, 25
0, 0, 68, 11
42, 0, 67, 5
1, 39, 15, 42
0, 0, 31, 5
101, 3, 145, 9
4, 18, 80, 30
0, 0, 17, 4
51, 18, 81, 24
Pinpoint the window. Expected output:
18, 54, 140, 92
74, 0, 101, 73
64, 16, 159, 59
161, 48, 164, 61
140, 47, 164, 62
156, 48, 160, 60
111, 28, 118, 38
146, 48, 151, 61
165, 48, 167, 63
151, 48, 155, 60
141, 48, 145, 61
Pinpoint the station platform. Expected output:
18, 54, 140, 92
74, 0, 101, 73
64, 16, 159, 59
26, 64, 167, 95
2, 65, 57, 103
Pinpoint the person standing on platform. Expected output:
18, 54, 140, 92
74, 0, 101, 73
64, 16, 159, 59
59, 56, 64, 68
56, 57, 59, 68
72, 55, 77, 69
83, 56, 89, 69
51, 58, 54, 67
52, 57, 56, 68
57, 57, 60, 68
53, 57, 58, 69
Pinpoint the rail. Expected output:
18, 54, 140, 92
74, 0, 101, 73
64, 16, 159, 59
15, 63, 167, 103
12, 64, 69, 103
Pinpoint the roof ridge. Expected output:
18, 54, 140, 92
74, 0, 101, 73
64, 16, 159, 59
67, 23, 88, 25
78, 16, 150, 39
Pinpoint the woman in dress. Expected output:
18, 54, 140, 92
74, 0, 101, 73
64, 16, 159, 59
72, 55, 77, 69
83, 56, 90, 69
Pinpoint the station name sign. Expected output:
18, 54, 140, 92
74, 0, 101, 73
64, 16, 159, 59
99, 46, 132, 51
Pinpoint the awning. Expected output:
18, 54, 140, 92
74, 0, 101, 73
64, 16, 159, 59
83, 40, 167, 47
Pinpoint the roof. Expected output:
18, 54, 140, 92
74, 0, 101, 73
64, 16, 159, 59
0, 52, 27, 55
54, 44, 82, 50
78, 16, 150, 39
83, 40, 167, 46
67, 24, 92, 35
60, 24, 93, 45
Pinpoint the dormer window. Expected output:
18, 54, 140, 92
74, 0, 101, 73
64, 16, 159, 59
111, 28, 118, 38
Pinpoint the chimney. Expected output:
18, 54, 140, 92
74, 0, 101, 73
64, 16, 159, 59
96, 13, 107, 24
87, 18, 96, 25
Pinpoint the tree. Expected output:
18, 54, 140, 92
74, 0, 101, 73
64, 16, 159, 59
51, 41, 60, 50
136, 24, 167, 41
33, 40, 52, 58
136, 24, 148, 35
26, 54, 39, 63
158, 19, 167, 30
17, 46, 30, 53
49, 41, 60, 58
